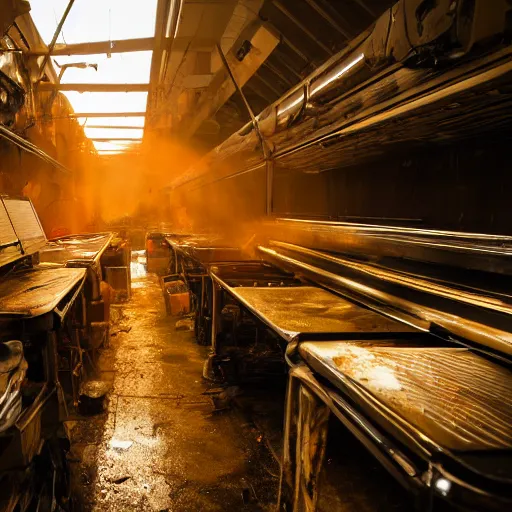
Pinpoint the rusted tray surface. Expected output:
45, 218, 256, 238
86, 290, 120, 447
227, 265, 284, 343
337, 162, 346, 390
0, 267, 86, 316
39, 233, 113, 265
299, 342, 512, 452
0, 197, 46, 266
3, 198, 45, 250
224, 286, 415, 341
0, 202, 17, 247
0, 203, 18, 267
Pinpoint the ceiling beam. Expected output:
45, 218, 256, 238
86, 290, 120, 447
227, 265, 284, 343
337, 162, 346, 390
29, 37, 155, 56
353, 0, 377, 17
270, 50, 304, 81
90, 138, 142, 142
67, 112, 147, 118
146, 0, 173, 128
28, 36, 218, 57
251, 72, 282, 99
281, 36, 309, 63
180, 23, 279, 139
303, 0, 352, 39
244, 82, 276, 106
262, 60, 295, 88
38, 83, 149, 92
37, 0, 76, 82
84, 125, 144, 129
272, 0, 332, 56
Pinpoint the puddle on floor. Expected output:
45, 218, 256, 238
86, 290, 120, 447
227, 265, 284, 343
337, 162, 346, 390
69, 257, 279, 511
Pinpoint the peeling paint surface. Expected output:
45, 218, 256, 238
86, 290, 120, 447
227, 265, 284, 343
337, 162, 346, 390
300, 341, 512, 451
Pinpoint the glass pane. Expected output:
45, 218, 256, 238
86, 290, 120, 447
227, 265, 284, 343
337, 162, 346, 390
63, 91, 148, 114
84, 127, 143, 140
30, 0, 158, 45
55, 52, 152, 84
79, 116, 145, 128
94, 140, 141, 152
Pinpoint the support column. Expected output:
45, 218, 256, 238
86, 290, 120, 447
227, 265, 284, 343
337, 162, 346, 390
203, 281, 223, 380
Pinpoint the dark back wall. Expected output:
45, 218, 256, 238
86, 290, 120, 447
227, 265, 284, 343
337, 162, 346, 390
272, 134, 512, 234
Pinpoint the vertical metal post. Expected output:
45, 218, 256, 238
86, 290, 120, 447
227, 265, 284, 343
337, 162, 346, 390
71, 326, 83, 406
210, 282, 222, 353
200, 275, 206, 314
173, 248, 179, 274
279, 374, 330, 511
293, 385, 330, 511
216, 43, 275, 217
46, 331, 59, 385
47, 330, 69, 418
279, 371, 301, 509
203, 281, 222, 381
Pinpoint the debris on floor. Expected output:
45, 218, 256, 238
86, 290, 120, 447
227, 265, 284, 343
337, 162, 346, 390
68, 271, 279, 511
211, 386, 243, 411
175, 317, 195, 331
79, 380, 112, 415
110, 475, 131, 485
109, 439, 133, 451
110, 326, 132, 337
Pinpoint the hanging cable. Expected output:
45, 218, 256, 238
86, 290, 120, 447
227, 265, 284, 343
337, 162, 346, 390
215, 43, 270, 159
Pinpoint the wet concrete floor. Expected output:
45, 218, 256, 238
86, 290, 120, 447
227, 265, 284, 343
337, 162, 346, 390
67, 260, 279, 511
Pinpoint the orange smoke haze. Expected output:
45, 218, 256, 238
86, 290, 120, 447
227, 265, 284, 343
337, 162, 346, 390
20, 128, 275, 251
88, 136, 200, 227
84, 133, 270, 248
